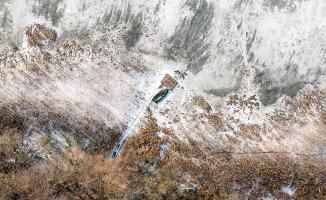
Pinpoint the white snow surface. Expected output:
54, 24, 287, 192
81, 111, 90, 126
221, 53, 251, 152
281, 186, 295, 196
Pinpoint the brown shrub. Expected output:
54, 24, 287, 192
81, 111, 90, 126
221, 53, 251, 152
0, 108, 25, 131
119, 117, 182, 199
1, 102, 326, 199
0, 130, 33, 174
0, 109, 32, 174
194, 96, 212, 113
0, 147, 127, 200
226, 93, 259, 112
162, 133, 326, 199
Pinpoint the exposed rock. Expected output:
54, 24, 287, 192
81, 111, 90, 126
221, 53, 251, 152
25, 24, 57, 47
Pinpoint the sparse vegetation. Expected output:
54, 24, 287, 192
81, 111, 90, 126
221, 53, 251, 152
0, 130, 34, 174
1, 106, 326, 199
226, 93, 260, 112
194, 96, 212, 113
0, 148, 127, 200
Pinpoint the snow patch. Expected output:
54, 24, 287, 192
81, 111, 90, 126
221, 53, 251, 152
281, 186, 295, 196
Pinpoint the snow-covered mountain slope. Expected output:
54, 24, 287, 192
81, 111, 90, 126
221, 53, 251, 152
1, 0, 326, 160
2, 1, 326, 199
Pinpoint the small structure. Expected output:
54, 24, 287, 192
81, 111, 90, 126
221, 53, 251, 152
159, 74, 178, 91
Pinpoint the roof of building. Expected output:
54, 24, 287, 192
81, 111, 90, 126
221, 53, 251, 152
159, 74, 178, 91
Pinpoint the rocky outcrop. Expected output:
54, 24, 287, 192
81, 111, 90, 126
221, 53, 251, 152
25, 24, 57, 47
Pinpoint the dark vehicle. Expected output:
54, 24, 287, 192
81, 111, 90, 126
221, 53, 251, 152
152, 89, 169, 103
